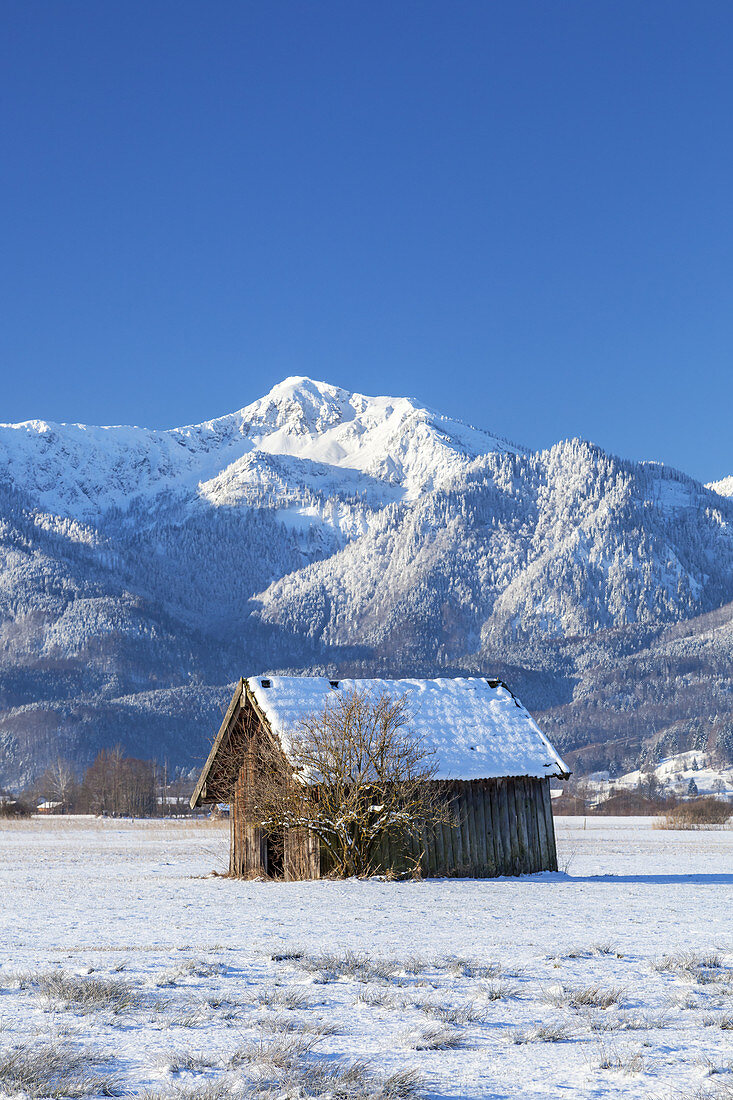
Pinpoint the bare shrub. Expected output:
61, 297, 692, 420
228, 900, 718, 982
0, 795, 32, 818
0, 1041, 122, 1098
244, 687, 454, 878
657, 798, 732, 829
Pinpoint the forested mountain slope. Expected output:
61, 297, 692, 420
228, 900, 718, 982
0, 377, 731, 788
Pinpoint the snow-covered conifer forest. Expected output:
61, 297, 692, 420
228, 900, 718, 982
1, 376, 732, 788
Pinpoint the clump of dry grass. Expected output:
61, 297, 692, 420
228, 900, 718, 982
655, 951, 724, 974
442, 958, 504, 980
19, 970, 139, 1015
0, 1041, 122, 1098
160, 1051, 218, 1075
412, 999, 486, 1025
143, 1084, 234, 1100
406, 1025, 465, 1051
221, 1036, 423, 1098
512, 1023, 570, 1044
545, 984, 624, 1010
589, 1010, 669, 1033
597, 1045, 645, 1074
481, 981, 518, 1001
703, 1013, 733, 1030
562, 943, 620, 960
355, 987, 396, 1008
287, 951, 398, 985
253, 987, 312, 1011
257, 1015, 339, 1037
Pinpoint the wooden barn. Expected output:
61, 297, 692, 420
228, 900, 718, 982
190, 676, 570, 879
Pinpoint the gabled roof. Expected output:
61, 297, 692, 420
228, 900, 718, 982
191, 676, 569, 806
249, 676, 569, 781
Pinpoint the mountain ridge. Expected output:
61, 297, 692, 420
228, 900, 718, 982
1, 376, 731, 789
0, 377, 525, 520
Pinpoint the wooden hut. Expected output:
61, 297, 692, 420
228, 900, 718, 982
190, 676, 570, 879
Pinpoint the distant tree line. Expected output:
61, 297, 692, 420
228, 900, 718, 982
21, 748, 196, 817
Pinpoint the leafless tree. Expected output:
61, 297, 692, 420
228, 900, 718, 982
37, 757, 78, 807
80, 748, 156, 816
249, 687, 454, 877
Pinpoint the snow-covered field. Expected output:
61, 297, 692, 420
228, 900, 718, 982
1, 816, 731, 1099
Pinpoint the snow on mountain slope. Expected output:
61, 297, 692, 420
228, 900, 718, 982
0, 377, 523, 520
252, 440, 733, 655
708, 475, 733, 498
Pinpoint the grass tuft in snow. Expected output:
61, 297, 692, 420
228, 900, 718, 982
143, 1084, 234, 1100
0, 1041, 123, 1098
512, 1022, 571, 1044
160, 1051, 218, 1075
546, 984, 625, 1010
253, 987, 312, 1010
441, 957, 504, 980
703, 1013, 733, 1030
596, 1044, 646, 1074
654, 951, 724, 976
19, 970, 139, 1015
481, 981, 518, 1001
406, 1025, 465, 1051
562, 943, 620, 960
412, 1000, 486, 1025
287, 951, 398, 985
257, 1015, 339, 1037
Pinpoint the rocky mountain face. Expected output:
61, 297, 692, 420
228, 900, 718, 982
1, 377, 731, 788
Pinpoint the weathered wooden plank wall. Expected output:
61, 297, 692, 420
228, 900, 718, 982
411, 777, 557, 878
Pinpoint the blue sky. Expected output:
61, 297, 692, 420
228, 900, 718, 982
1, 1, 731, 482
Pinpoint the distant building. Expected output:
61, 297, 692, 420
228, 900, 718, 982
191, 676, 570, 879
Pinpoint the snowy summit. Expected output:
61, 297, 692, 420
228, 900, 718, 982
0, 376, 524, 520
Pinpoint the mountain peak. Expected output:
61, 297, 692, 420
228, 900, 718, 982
0, 376, 523, 519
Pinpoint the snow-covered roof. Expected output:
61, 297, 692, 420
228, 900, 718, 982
247, 676, 569, 781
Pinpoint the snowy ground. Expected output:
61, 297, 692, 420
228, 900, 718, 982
0, 816, 731, 1100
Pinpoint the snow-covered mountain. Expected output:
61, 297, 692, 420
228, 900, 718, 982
0, 377, 523, 520
1, 376, 732, 788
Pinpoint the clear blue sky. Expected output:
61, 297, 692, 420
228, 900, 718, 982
1, 1, 731, 482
